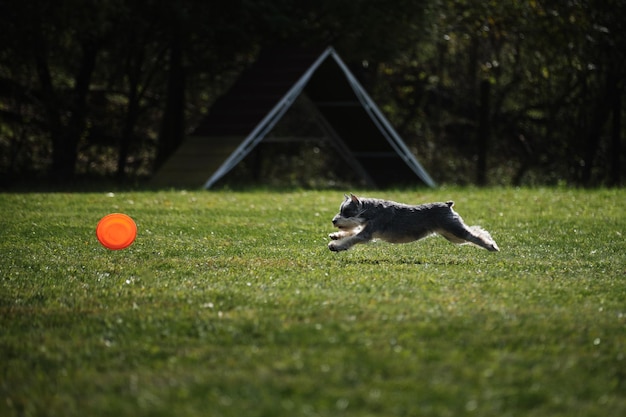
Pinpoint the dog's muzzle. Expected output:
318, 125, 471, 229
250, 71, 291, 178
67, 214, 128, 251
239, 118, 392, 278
332, 215, 361, 230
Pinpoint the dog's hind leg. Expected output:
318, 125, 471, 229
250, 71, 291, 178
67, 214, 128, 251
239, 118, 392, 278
467, 226, 499, 251
438, 223, 500, 252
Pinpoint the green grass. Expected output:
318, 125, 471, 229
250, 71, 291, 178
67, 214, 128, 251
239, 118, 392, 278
1, 187, 625, 417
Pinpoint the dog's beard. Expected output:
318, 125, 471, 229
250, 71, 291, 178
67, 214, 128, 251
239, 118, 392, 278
333, 216, 364, 230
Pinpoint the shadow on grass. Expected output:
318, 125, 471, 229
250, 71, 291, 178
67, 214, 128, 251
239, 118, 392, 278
336, 255, 429, 266
333, 250, 491, 266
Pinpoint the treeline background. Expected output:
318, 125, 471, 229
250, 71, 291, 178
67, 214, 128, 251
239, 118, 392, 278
1, 0, 624, 187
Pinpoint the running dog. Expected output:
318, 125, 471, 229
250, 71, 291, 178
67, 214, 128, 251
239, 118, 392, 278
328, 194, 499, 252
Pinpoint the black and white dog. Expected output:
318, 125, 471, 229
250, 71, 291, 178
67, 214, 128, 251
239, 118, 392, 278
328, 194, 499, 252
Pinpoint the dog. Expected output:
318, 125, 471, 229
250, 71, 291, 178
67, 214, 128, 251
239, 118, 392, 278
328, 194, 499, 252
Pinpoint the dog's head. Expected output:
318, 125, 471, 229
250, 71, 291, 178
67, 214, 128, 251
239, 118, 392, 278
331, 194, 366, 230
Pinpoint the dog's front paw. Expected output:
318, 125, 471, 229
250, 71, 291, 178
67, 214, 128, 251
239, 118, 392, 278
328, 241, 347, 252
329, 232, 342, 240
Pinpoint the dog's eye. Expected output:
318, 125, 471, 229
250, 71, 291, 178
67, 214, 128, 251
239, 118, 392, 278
342, 207, 357, 217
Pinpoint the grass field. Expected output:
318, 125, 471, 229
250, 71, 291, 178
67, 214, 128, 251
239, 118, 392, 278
1, 187, 625, 417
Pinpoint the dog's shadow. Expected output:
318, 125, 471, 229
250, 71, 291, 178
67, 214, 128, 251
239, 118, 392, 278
336, 253, 479, 266
342, 256, 423, 265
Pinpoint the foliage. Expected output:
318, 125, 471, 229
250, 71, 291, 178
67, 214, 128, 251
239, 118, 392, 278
0, 0, 624, 186
371, 0, 626, 185
1, 187, 626, 416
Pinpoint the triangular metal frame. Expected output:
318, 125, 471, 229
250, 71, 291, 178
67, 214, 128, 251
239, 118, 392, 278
203, 47, 435, 189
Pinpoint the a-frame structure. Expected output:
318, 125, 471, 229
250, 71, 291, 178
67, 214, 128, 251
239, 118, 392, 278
152, 46, 436, 188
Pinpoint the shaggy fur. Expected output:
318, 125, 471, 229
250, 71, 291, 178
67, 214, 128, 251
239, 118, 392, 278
328, 194, 499, 252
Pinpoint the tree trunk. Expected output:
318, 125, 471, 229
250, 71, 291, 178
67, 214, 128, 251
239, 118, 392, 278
117, 87, 140, 180
476, 80, 490, 185
33, 32, 63, 178
609, 81, 622, 186
117, 42, 142, 181
582, 69, 617, 185
38, 40, 98, 181
154, 27, 185, 172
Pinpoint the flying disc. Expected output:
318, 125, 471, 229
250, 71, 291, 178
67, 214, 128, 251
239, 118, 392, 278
96, 213, 137, 250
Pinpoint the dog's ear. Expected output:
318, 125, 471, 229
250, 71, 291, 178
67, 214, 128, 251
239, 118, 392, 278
350, 193, 361, 205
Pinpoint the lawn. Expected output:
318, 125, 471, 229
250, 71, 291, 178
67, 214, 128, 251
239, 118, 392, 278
1, 187, 625, 417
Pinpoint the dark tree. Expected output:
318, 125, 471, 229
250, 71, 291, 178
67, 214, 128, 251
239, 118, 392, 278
0, 0, 623, 186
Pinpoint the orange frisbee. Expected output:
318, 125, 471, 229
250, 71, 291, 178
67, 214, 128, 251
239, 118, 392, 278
96, 213, 137, 250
